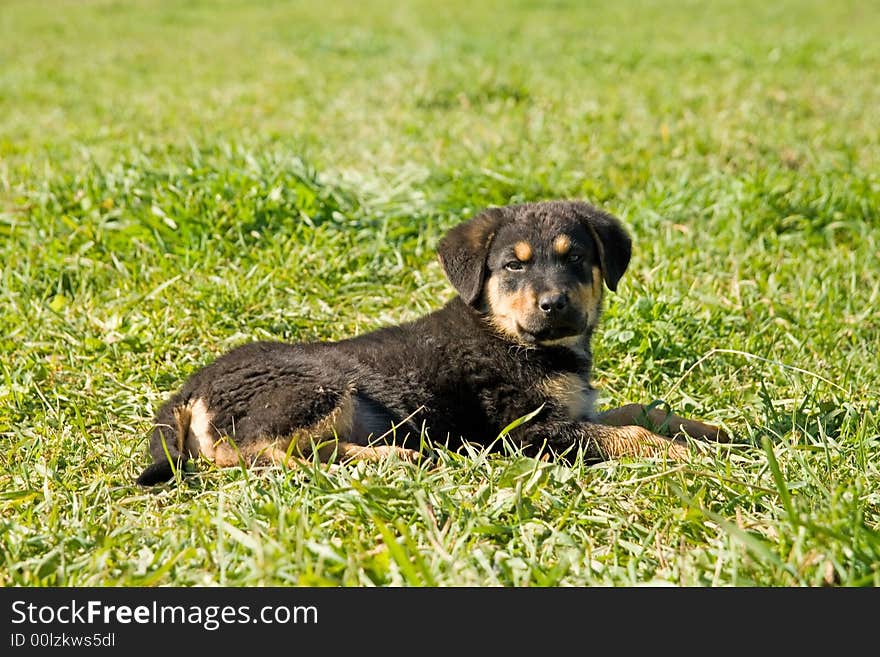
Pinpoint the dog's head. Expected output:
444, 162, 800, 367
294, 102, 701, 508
438, 201, 631, 347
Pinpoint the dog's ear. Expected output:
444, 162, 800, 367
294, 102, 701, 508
576, 204, 632, 292
437, 207, 507, 306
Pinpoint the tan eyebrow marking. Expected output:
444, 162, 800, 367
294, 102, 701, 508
514, 241, 532, 262
553, 235, 571, 256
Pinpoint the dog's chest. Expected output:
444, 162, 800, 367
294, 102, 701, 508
537, 372, 597, 420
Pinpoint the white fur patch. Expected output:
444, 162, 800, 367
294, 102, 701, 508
184, 398, 217, 459
539, 373, 597, 420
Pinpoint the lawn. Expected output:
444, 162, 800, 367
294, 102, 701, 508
1, 0, 878, 586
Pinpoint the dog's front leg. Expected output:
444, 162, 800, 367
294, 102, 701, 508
600, 403, 728, 442
516, 420, 688, 461
578, 422, 689, 460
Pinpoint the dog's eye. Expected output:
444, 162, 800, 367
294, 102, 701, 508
567, 253, 582, 264
504, 261, 525, 272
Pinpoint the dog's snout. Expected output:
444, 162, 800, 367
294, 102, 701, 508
538, 291, 568, 314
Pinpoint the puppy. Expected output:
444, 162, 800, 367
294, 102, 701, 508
137, 200, 725, 485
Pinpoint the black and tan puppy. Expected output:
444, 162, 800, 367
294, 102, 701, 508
137, 200, 725, 485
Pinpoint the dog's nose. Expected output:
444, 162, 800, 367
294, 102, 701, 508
538, 291, 568, 314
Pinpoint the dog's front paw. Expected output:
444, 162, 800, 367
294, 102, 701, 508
669, 416, 729, 443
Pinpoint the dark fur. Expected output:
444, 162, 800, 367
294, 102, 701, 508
137, 200, 701, 486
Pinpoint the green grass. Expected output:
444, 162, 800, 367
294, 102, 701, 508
2, 0, 879, 586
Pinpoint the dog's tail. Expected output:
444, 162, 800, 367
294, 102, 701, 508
136, 402, 192, 486
136, 460, 176, 486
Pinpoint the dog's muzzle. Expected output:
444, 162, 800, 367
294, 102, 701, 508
516, 310, 586, 344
